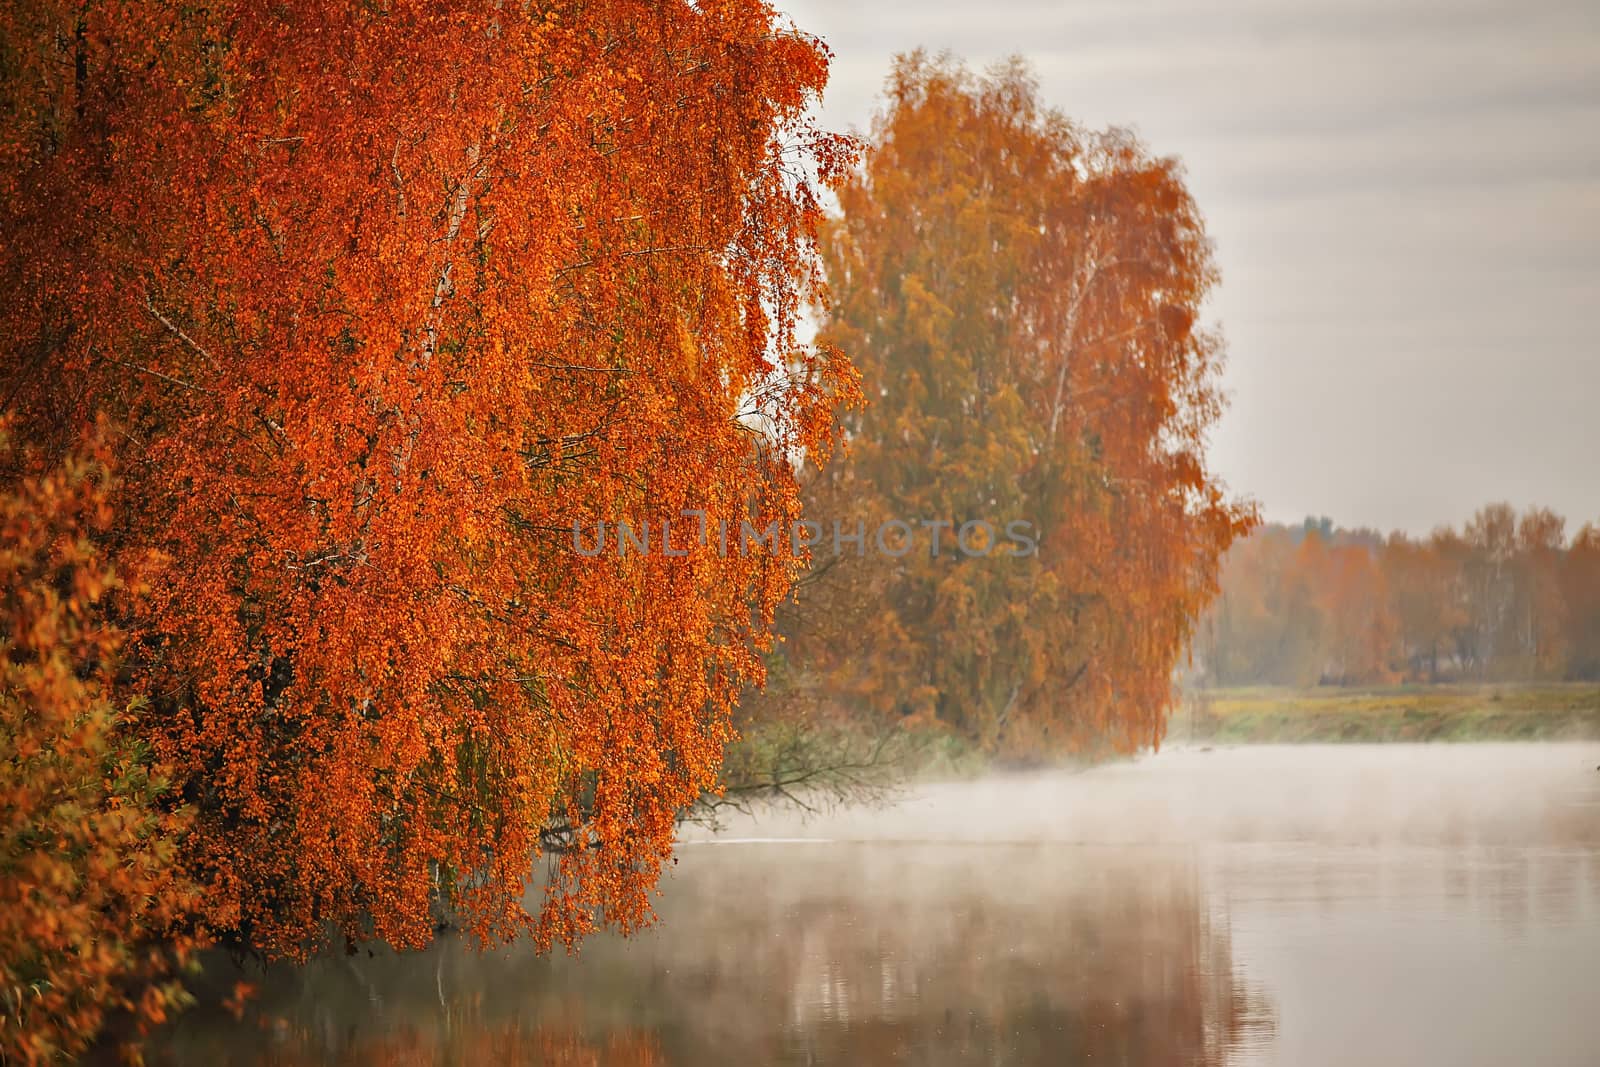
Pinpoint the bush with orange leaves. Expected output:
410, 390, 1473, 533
0, 421, 200, 1064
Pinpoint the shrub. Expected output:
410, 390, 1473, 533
1, 421, 199, 1064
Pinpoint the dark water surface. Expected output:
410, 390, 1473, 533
155, 744, 1600, 1066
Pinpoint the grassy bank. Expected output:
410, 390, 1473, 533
1177, 683, 1600, 743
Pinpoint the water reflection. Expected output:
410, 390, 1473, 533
155, 744, 1600, 1067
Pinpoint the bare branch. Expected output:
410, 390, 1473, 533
104, 356, 213, 394
144, 300, 219, 369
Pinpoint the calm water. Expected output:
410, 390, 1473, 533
156, 744, 1600, 1066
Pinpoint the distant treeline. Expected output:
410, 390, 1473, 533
1195, 506, 1600, 686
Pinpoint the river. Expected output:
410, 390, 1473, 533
155, 743, 1600, 1066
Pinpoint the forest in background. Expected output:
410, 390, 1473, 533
1196, 506, 1600, 687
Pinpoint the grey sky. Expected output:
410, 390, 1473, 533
782, 0, 1600, 536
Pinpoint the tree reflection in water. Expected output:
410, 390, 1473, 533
156, 744, 1600, 1066
158, 843, 1274, 1065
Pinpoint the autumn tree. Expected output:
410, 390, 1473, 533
1320, 543, 1395, 684
809, 54, 1253, 755
0, 420, 199, 1064
1515, 507, 1568, 676
1382, 533, 1462, 682
1276, 531, 1335, 686
1426, 526, 1478, 675
1564, 522, 1600, 680
1197, 534, 1272, 687
1461, 504, 1519, 677
1, 0, 854, 959
1199, 525, 1321, 687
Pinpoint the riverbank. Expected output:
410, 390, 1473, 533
1178, 683, 1600, 743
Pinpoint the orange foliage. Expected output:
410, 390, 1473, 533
1321, 544, 1397, 685
0, 420, 199, 1064
808, 54, 1254, 754
1201, 507, 1600, 685
1566, 524, 1600, 679
1, 0, 853, 960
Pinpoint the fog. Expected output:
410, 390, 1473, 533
683, 743, 1600, 849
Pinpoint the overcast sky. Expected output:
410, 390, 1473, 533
781, 0, 1599, 536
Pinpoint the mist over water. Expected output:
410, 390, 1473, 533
159, 744, 1600, 1066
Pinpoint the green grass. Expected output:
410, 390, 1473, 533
1178, 682, 1600, 743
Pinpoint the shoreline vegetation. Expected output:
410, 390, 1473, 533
723, 683, 1600, 807
1175, 683, 1600, 744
